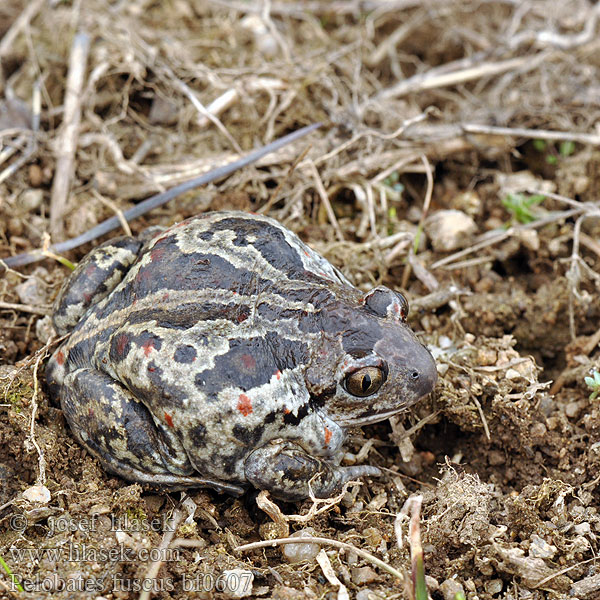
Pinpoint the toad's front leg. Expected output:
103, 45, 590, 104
244, 441, 380, 501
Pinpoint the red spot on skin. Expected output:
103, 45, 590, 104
162, 293, 169, 301
237, 312, 248, 323
142, 339, 155, 357
115, 334, 129, 356
164, 412, 174, 427
275, 370, 281, 380
303, 250, 309, 257
283, 407, 291, 415
148, 366, 155, 372
56, 351, 65, 366
324, 427, 333, 446
237, 394, 253, 417
150, 247, 166, 262
136, 268, 152, 284
85, 264, 97, 276
83, 292, 92, 304
241, 354, 256, 369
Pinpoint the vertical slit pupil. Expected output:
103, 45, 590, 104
362, 374, 372, 392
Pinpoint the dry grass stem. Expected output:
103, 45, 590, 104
49, 31, 91, 240
236, 536, 405, 582
139, 507, 185, 600
306, 160, 344, 242
0, 0, 46, 60
0, 83, 40, 185
317, 550, 350, 600
0, 301, 50, 316
462, 123, 600, 146
91, 190, 133, 237
373, 54, 532, 102
27, 352, 47, 485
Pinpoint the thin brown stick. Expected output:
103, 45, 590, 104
49, 31, 91, 240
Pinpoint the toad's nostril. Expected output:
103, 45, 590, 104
410, 370, 420, 380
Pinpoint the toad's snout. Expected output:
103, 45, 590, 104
406, 340, 438, 399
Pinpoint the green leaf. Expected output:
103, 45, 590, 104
533, 139, 547, 152
559, 140, 575, 157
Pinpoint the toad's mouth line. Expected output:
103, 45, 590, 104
332, 408, 404, 427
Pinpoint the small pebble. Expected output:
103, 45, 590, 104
505, 368, 521, 380
36, 315, 55, 344
363, 527, 383, 549
425, 209, 478, 252
529, 534, 556, 559
282, 528, 321, 563
530, 422, 547, 438
565, 401, 582, 419
356, 591, 385, 600
29, 164, 43, 187
22, 485, 51, 504
574, 522, 591, 535
351, 566, 379, 586
477, 348, 498, 366
8, 217, 23, 236
452, 190, 481, 217
516, 229, 540, 251
488, 450, 506, 466
17, 189, 44, 212
484, 578, 503, 594
15, 267, 50, 306
440, 578, 465, 600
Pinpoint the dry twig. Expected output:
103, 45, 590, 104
49, 31, 91, 240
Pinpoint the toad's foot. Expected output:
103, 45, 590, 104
244, 440, 381, 501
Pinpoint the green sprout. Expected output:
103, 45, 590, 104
585, 370, 600, 401
559, 140, 576, 157
0, 554, 23, 592
502, 193, 545, 225
532, 138, 576, 165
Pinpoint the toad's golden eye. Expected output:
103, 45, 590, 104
344, 367, 386, 397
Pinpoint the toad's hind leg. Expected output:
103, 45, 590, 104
52, 236, 143, 335
60, 368, 244, 495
